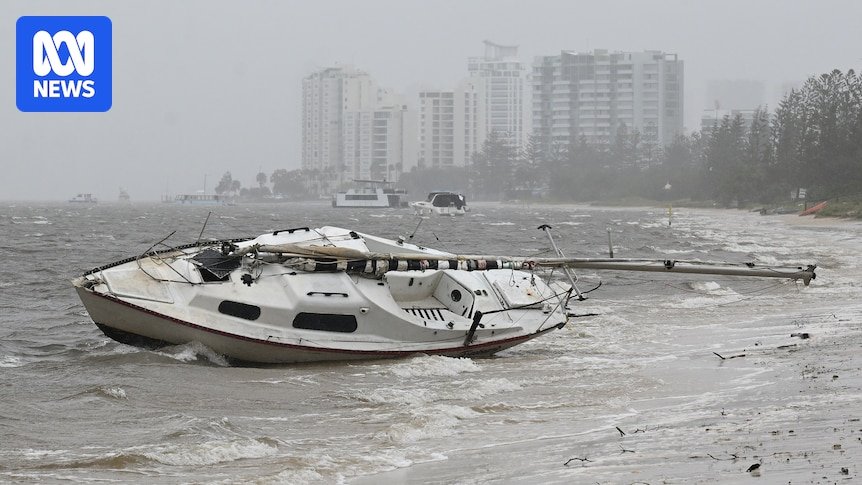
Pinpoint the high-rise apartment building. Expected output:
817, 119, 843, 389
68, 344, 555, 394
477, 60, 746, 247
417, 78, 485, 168
532, 50, 684, 153
343, 103, 412, 181
468, 40, 526, 147
302, 66, 414, 187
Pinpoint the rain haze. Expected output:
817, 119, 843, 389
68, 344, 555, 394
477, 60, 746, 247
1, 0, 860, 201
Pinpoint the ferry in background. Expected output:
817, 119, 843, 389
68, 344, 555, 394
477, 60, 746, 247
411, 191, 468, 216
173, 193, 235, 206
69, 193, 98, 203
118, 188, 130, 202
332, 179, 408, 208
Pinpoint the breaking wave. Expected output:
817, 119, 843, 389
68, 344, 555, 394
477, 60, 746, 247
155, 341, 230, 366
385, 355, 481, 378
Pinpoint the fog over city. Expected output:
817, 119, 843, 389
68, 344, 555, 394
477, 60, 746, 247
1, 0, 860, 201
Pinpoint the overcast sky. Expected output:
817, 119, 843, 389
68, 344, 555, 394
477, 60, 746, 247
2, 0, 860, 201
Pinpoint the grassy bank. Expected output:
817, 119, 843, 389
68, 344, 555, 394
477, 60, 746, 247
815, 196, 862, 219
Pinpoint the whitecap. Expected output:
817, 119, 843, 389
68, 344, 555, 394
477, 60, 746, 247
665, 293, 742, 309
20, 448, 70, 459
139, 437, 278, 466
386, 355, 480, 378
98, 386, 128, 400
0, 355, 24, 368
646, 246, 694, 255
155, 341, 230, 366
688, 281, 722, 293
357, 387, 435, 406
374, 404, 479, 443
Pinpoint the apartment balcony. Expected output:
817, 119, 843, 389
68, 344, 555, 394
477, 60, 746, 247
579, 122, 611, 128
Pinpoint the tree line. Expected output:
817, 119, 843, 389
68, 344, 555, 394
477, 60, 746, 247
408, 68, 861, 206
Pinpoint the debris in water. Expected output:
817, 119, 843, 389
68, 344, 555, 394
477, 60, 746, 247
713, 351, 746, 360
563, 457, 592, 466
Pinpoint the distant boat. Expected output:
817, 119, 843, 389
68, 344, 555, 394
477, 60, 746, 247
174, 193, 235, 206
332, 179, 408, 208
118, 188, 130, 202
411, 191, 468, 216
69, 193, 98, 203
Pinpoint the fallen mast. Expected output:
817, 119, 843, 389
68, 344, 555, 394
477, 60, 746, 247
243, 243, 817, 286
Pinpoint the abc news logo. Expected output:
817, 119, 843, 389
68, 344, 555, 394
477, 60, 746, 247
16, 16, 112, 112
33, 30, 96, 98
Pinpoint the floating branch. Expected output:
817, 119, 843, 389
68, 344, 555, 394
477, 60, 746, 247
563, 457, 592, 466
713, 351, 746, 360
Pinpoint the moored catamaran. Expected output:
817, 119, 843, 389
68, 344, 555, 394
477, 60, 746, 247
73, 225, 816, 364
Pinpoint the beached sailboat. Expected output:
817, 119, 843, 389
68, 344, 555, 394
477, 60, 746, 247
73, 226, 816, 364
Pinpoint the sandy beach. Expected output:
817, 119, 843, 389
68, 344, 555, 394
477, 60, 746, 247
351, 209, 862, 484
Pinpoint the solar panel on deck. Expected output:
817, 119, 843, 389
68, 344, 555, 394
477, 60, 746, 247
191, 248, 241, 280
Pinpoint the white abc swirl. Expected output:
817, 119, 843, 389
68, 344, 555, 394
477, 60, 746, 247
32, 30, 94, 77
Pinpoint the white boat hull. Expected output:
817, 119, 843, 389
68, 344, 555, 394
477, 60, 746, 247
411, 202, 467, 216
410, 193, 468, 216
75, 283, 563, 364
73, 227, 569, 364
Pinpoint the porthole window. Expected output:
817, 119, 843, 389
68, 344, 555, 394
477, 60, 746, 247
218, 301, 261, 321
450, 289, 462, 302
292, 313, 357, 333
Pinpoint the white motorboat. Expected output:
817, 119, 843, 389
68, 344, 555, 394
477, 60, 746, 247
73, 226, 816, 365
411, 192, 468, 216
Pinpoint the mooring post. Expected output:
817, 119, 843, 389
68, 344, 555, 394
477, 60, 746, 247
607, 227, 614, 258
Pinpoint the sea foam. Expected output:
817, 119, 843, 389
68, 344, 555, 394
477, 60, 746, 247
386, 355, 480, 378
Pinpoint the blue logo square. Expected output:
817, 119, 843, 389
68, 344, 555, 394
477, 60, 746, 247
16, 16, 112, 112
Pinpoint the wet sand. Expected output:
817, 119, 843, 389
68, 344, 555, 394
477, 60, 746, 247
352, 210, 862, 484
